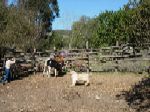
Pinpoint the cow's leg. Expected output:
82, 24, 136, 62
43, 65, 46, 75
46, 66, 49, 77
54, 69, 57, 77
34, 66, 37, 75
48, 66, 51, 78
85, 79, 89, 86
85, 77, 90, 86
72, 78, 76, 86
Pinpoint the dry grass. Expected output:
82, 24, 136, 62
0, 72, 146, 112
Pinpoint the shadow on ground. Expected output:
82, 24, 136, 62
116, 76, 150, 112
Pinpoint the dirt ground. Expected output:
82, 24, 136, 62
0, 72, 145, 112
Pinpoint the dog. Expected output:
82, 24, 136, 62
70, 71, 90, 86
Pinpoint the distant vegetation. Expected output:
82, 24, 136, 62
71, 0, 150, 49
38, 30, 71, 50
0, 0, 59, 51
0, 0, 150, 51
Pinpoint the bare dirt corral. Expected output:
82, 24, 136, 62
0, 72, 146, 112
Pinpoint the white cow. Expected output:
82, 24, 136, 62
70, 70, 90, 86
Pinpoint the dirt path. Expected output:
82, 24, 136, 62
0, 72, 144, 112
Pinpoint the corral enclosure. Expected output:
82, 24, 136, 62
1, 46, 150, 79
64, 46, 150, 73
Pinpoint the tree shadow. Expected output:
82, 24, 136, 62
116, 77, 150, 112
50, 71, 67, 77
11, 72, 34, 81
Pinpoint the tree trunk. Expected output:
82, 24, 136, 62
116, 40, 119, 46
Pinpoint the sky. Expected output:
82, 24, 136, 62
53, 0, 129, 30
8, 0, 129, 30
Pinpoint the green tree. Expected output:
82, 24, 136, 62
23, 0, 59, 32
0, 0, 59, 51
71, 16, 90, 49
126, 0, 150, 46
0, 6, 37, 50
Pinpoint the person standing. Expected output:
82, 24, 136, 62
2, 57, 15, 85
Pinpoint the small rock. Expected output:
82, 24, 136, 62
6, 86, 9, 89
1, 100, 6, 104
95, 95, 100, 100
0, 89, 4, 92
18, 108, 24, 112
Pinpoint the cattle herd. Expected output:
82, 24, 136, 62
0, 52, 65, 78
0, 49, 91, 86
0, 45, 150, 85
